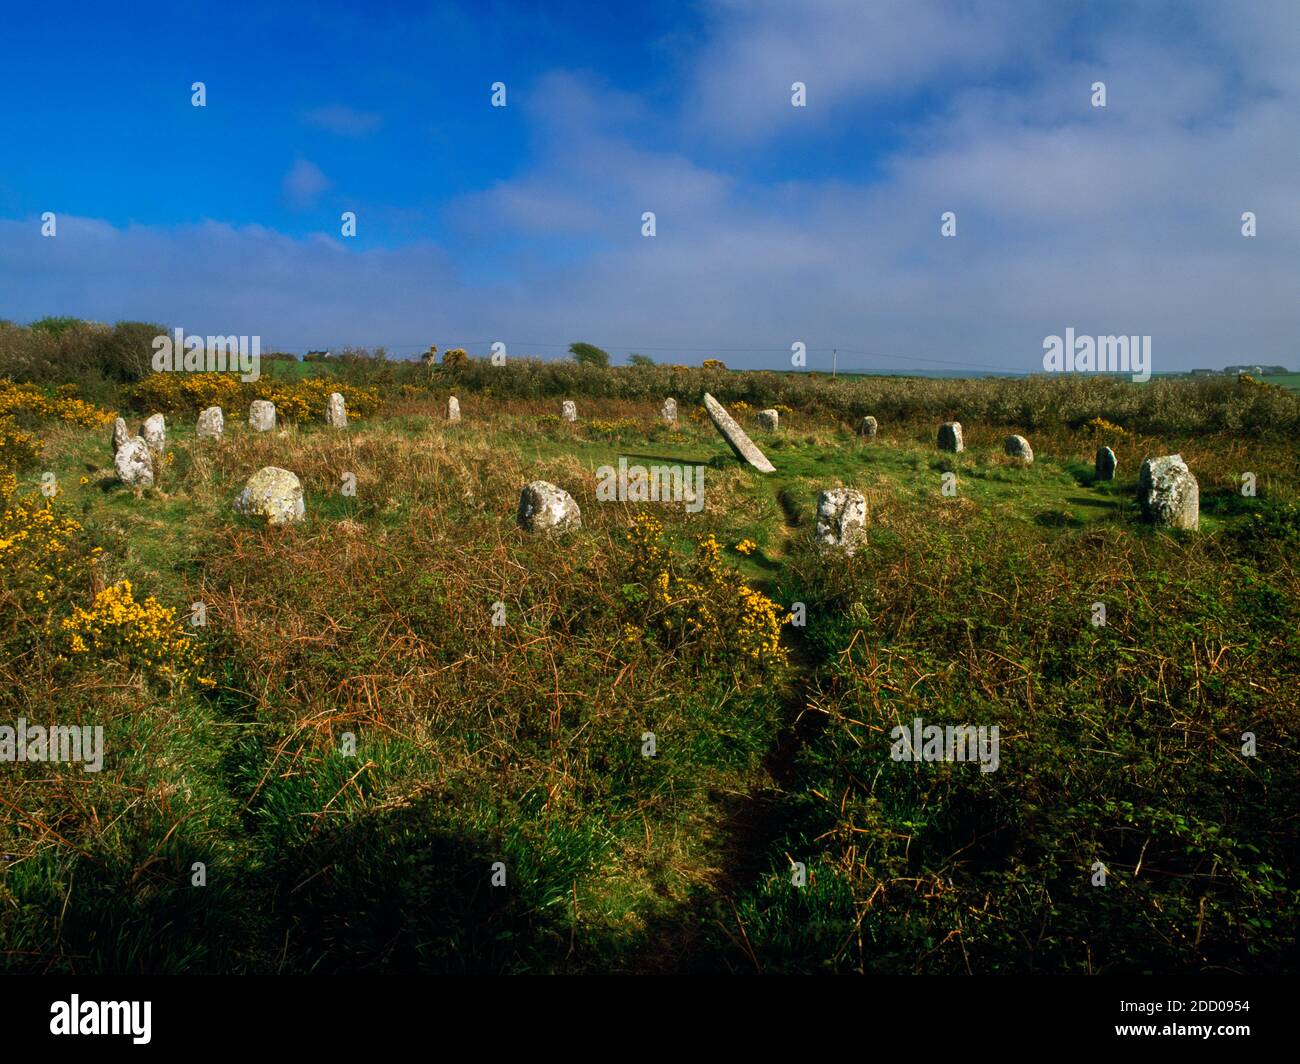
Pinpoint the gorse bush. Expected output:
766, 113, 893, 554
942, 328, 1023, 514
622, 514, 790, 667
125, 372, 380, 420
59, 580, 213, 691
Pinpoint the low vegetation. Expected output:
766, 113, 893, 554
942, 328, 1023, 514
1, 356, 1296, 973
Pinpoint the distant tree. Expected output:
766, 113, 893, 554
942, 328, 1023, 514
442, 347, 469, 370
701, 358, 727, 370
628, 353, 655, 367
422, 345, 438, 365
29, 316, 84, 337
569, 342, 610, 367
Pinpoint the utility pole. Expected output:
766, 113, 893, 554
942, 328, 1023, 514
832, 348, 837, 377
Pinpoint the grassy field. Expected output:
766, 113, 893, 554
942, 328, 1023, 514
3, 383, 1298, 973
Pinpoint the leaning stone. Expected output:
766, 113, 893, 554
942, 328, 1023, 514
142, 413, 166, 455
517, 481, 581, 533
1004, 434, 1033, 463
661, 397, 677, 422
325, 392, 348, 428
858, 416, 878, 438
249, 400, 277, 432
1138, 454, 1199, 530
235, 466, 306, 526
448, 396, 461, 422
937, 422, 964, 453
114, 437, 154, 488
756, 409, 779, 431
1095, 446, 1117, 481
111, 417, 130, 453
815, 489, 867, 553
702, 393, 775, 473
196, 406, 224, 440
561, 400, 577, 422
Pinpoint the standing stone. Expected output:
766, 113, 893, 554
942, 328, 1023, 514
702, 393, 776, 474
815, 489, 867, 553
857, 416, 878, 438
111, 417, 130, 453
114, 437, 154, 488
937, 422, 964, 453
1138, 454, 1199, 530
142, 413, 166, 455
249, 400, 277, 432
661, 397, 677, 423
448, 396, 461, 422
196, 406, 224, 440
756, 409, 779, 432
517, 481, 581, 533
1004, 434, 1033, 464
561, 400, 577, 422
235, 466, 306, 526
1095, 446, 1117, 481
325, 392, 348, 428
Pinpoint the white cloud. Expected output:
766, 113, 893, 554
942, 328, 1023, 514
282, 159, 332, 210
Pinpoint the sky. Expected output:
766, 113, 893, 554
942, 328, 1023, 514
1, 0, 1297, 373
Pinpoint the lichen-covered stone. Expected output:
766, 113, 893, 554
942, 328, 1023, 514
561, 400, 577, 422
937, 422, 964, 453
1095, 446, 1117, 481
517, 480, 581, 532
235, 466, 306, 525
858, 416, 878, 438
142, 413, 166, 455
1138, 454, 1199, 530
661, 398, 677, 422
1004, 434, 1033, 463
325, 392, 347, 428
702, 393, 775, 473
196, 406, 224, 440
815, 489, 866, 553
112, 417, 130, 453
448, 396, 461, 422
114, 437, 154, 488
756, 409, 779, 431
249, 400, 277, 432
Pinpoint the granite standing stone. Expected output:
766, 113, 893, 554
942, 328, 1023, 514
937, 422, 964, 453
661, 397, 677, 422
1095, 446, 1117, 481
815, 489, 867, 553
448, 396, 461, 422
561, 400, 577, 422
235, 466, 306, 525
112, 417, 130, 453
325, 392, 348, 428
756, 409, 779, 431
1004, 434, 1033, 463
1138, 454, 1199, 530
249, 400, 277, 432
142, 413, 166, 455
114, 437, 154, 488
858, 416, 878, 438
517, 481, 581, 533
196, 406, 224, 440
702, 393, 776, 473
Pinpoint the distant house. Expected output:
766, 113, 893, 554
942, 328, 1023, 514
304, 349, 333, 362
1224, 364, 1287, 376
1190, 368, 1216, 376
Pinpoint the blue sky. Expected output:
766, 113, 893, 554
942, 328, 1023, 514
1, 0, 1297, 371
